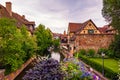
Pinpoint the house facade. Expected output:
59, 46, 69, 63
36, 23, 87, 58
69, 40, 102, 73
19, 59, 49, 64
0, 2, 35, 34
67, 19, 114, 54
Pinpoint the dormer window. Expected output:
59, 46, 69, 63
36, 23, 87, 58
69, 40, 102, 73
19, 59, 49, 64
88, 29, 94, 34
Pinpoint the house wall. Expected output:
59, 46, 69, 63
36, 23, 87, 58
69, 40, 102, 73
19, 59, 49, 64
75, 34, 114, 52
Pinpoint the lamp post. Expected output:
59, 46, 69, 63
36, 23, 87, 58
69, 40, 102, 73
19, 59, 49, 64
101, 52, 105, 76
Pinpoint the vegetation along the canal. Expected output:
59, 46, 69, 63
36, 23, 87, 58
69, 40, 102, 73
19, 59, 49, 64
0, 18, 57, 75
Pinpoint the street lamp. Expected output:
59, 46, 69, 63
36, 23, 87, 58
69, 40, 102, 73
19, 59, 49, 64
101, 52, 105, 76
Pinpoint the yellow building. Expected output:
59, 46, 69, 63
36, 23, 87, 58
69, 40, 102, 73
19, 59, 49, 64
67, 19, 102, 54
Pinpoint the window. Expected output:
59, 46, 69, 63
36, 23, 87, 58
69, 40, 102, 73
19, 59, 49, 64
88, 29, 94, 34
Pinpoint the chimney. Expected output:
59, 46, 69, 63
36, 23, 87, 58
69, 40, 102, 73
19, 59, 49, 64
6, 2, 12, 16
22, 15, 25, 19
64, 30, 66, 35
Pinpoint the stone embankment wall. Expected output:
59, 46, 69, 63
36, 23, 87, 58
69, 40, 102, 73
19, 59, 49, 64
0, 57, 35, 80
76, 34, 114, 51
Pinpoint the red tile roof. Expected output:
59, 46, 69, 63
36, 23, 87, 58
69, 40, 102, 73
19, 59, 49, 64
0, 2, 35, 33
12, 12, 35, 26
68, 19, 99, 33
98, 25, 116, 34
98, 26, 108, 33
68, 23, 82, 33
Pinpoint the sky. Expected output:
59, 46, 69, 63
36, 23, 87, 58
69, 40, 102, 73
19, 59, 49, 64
0, 0, 108, 33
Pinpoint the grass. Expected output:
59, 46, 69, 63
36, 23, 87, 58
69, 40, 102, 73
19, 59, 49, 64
89, 58, 119, 73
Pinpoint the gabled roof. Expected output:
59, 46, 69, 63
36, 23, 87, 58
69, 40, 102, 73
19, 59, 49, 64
12, 12, 35, 26
68, 19, 100, 33
98, 25, 115, 34
0, 2, 35, 28
98, 26, 108, 33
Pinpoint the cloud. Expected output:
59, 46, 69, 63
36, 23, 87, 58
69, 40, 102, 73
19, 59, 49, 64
0, 0, 107, 33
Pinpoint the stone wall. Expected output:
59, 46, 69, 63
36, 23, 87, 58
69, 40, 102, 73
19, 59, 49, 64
75, 34, 114, 51
4, 57, 35, 80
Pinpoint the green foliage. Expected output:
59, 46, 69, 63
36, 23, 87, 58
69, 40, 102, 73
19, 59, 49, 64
78, 55, 118, 80
20, 26, 37, 60
102, 0, 120, 24
62, 59, 82, 80
79, 49, 86, 55
0, 18, 37, 74
97, 48, 108, 55
34, 24, 53, 56
53, 39, 60, 48
102, 0, 120, 58
109, 34, 120, 58
0, 18, 24, 74
62, 58, 92, 80
87, 49, 95, 57
52, 39, 60, 52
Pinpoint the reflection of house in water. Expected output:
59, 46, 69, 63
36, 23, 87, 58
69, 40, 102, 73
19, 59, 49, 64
0, 2, 35, 34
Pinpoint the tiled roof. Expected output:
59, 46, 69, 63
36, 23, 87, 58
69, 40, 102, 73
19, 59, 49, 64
0, 4, 11, 18
68, 23, 82, 33
12, 12, 35, 26
0, 2, 35, 33
68, 19, 98, 33
98, 26, 108, 33
98, 25, 115, 34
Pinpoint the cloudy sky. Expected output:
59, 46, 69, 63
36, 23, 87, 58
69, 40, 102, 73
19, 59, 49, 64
0, 0, 108, 33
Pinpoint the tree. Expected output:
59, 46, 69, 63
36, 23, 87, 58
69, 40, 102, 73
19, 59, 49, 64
102, 0, 120, 58
0, 18, 25, 74
0, 18, 37, 74
102, 0, 120, 32
53, 39, 60, 48
20, 26, 37, 60
34, 24, 53, 56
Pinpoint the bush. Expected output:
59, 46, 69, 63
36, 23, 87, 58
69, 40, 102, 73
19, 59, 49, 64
78, 55, 118, 80
0, 18, 37, 74
87, 49, 95, 57
23, 58, 65, 80
79, 49, 86, 55
97, 48, 108, 55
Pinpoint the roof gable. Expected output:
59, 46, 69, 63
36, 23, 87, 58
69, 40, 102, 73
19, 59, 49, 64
0, 3, 35, 27
82, 20, 99, 30
68, 19, 101, 34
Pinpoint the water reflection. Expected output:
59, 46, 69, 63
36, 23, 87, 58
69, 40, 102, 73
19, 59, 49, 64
51, 52, 60, 62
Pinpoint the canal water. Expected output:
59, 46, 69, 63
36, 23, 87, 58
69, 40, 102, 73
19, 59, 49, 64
51, 52, 60, 62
